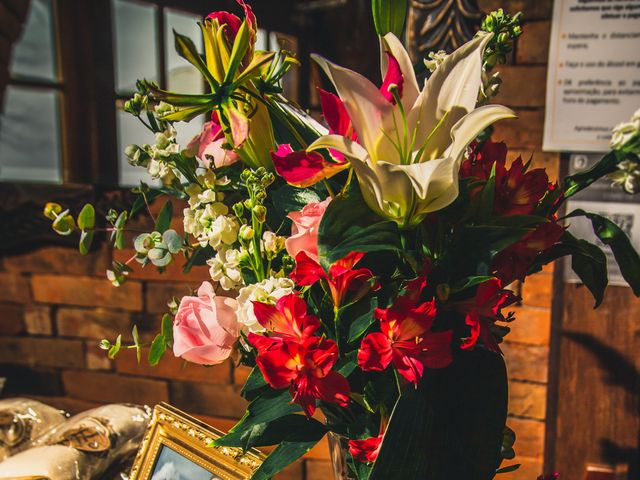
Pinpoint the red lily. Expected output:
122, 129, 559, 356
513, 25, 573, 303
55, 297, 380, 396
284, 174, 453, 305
252, 294, 320, 341
291, 251, 379, 308
349, 433, 384, 463
358, 292, 452, 384
248, 334, 350, 416
271, 144, 348, 188
459, 278, 519, 351
492, 222, 565, 283
379, 52, 404, 103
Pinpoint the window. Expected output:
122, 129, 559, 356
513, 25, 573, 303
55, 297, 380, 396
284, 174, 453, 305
0, 0, 62, 184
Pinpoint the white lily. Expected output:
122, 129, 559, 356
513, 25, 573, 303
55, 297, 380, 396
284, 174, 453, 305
308, 32, 516, 226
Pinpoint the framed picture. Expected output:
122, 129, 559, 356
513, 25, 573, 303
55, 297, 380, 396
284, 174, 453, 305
129, 403, 264, 480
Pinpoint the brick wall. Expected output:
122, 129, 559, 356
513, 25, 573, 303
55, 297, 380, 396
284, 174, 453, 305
0, 1, 557, 478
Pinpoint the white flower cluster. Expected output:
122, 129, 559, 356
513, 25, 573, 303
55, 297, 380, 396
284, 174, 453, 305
183, 171, 240, 251
236, 276, 295, 333
147, 127, 179, 183
424, 50, 448, 73
611, 108, 640, 155
207, 247, 244, 290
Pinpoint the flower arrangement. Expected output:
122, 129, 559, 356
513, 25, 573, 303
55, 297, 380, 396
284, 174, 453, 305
43, 2, 640, 479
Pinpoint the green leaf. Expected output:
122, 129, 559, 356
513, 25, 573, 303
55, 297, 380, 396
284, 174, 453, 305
567, 209, 640, 296
224, 20, 251, 84
132, 325, 141, 364
250, 438, 324, 480
496, 464, 521, 474
173, 30, 219, 89
562, 232, 608, 307
369, 349, 508, 480
158, 103, 213, 123
450, 276, 494, 294
77, 203, 95, 230
155, 201, 173, 233
347, 297, 378, 343
476, 162, 496, 221
79, 230, 94, 255
215, 389, 302, 447
318, 186, 400, 269
240, 366, 268, 401
563, 151, 623, 199
148, 334, 166, 366
161, 314, 173, 345
270, 184, 322, 221
371, 0, 408, 38
108, 334, 122, 360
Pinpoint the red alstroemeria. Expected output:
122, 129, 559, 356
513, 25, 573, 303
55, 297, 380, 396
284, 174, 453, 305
492, 222, 565, 283
252, 294, 320, 341
271, 144, 349, 188
247, 334, 350, 416
460, 140, 508, 181
459, 279, 519, 351
358, 292, 452, 384
494, 156, 549, 216
348, 433, 383, 463
291, 251, 379, 308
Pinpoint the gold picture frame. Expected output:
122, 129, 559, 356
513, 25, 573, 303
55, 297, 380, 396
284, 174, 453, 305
129, 403, 265, 480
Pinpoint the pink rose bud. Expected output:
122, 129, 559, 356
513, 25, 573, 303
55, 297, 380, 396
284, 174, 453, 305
173, 282, 240, 365
285, 197, 332, 262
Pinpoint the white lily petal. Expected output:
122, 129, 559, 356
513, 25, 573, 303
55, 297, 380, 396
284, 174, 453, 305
312, 54, 391, 156
381, 33, 420, 110
308, 134, 369, 162
446, 104, 517, 163
408, 32, 493, 156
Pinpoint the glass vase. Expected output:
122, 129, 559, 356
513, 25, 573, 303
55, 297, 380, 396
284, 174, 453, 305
327, 432, 356, 480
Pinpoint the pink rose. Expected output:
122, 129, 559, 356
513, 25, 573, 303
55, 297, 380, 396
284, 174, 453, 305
285, 197, 331, 262
187, 120, 239, 168
173, 282, 240, 365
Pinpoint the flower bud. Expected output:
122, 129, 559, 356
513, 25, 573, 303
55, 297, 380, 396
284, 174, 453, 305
239, 225, 255, 241
252, 205, 267, 223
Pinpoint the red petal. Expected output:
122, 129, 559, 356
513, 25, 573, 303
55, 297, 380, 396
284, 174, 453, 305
290, 252, 327, 286
380, 52, 404, 104
460, 311, 481, 350
314, 371, 350, 407
349, 434, 383, 463
420, 330, 453, 369
318, 88, 356, 140
253, 339, 299, 389
358, 332, 393, 372
272, 144, 348, 188
205, 12, 242, 42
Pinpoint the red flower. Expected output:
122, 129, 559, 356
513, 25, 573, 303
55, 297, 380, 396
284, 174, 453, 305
358, 291, 452, 384
494, 157, 549, 216
206, 0, 255, 44
248, 334, 350, 416
318, 88, 357, 141
271, 144, 348, 188
252, 294, 320, 341
380, 52, 404, 103
460, 141, 508, 181
349, 433, 383, 463
492, 222, 565, 283
291, 252, 379, 308
459, 279, 519, 351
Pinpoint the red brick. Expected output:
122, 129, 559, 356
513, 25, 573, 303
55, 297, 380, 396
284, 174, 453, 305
113, 248, 210, 283
63, 370, 169, 405
495, 66, 547, 108
492, 109, 544, 149
508, 417, 545, 458
517, 21, 551, 64
507, 306, 551, 346
502, 342, 549, 383
144, 281, 201, 313
116, 348, 231, 384
3, 245, 109, 276
56, 307, 133, 340
0, 272, 31, 303
478, 0, 552, 20
0, 337, 84, 369
0, 303, 25, 335
170, 382, 247, 418
509, 381, 547, 420
86, 342, 114, 371
24, 305, 53, 335
521, 273, 553, 308
31, 274, 143, 311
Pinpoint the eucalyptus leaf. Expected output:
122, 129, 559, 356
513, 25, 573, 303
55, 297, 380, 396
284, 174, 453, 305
79, 230, 94, 255
77, 203, 95, 230
163, 229, 183, 254
148, 334, 166, 366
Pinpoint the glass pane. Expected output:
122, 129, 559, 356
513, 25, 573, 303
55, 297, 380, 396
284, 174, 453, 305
257, 29, 268, 51
165, 9, 204, 94
9, 0, 57, 81
116, 109, 158, 187
112, 0, 159, 94
0, 86, 61, 183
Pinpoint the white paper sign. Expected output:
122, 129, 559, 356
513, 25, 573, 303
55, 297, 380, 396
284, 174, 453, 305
543, 0, 640, 152
564, 153, 640, 287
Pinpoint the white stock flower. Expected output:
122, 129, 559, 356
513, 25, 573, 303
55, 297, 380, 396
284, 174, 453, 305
309, 32, 515, 226
610, 108, 640, 155
208, 248, 244, 290
236, 277, 295, 333
262, 231, 285, 258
